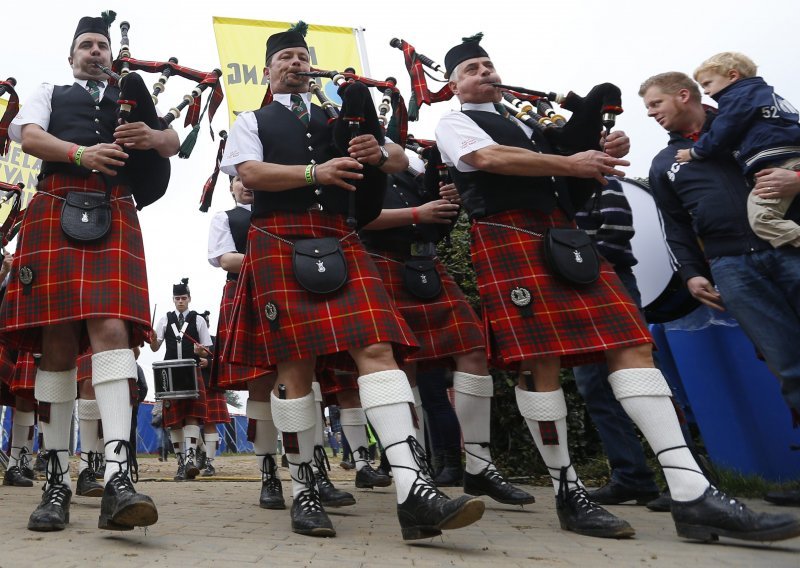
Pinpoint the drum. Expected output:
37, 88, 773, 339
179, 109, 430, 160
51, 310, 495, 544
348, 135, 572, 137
616, 178, 700, 324
152, 359, 200, 400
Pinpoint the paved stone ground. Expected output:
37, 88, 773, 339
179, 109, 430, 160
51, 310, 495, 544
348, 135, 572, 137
1, 456, 798, 567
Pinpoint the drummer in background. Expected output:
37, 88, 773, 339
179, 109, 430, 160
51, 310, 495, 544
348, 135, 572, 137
641, 71, 800, 508
150, 278, 213, 481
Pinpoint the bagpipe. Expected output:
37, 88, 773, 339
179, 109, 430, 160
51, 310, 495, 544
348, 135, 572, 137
96, 21, 224, 209
389, 38, 453, 120
404, 136, 459, 241
0, 180, 23, 251
294, 68, 410, 228
0, 77, 20, 156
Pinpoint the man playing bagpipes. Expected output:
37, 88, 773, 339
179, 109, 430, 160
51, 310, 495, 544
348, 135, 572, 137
0, 12, 179, 532
220, 22, 485, 540
435, 33, 800, 543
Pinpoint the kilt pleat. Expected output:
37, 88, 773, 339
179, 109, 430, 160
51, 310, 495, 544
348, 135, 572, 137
369, 253, 485, 364
211, 280, 273, 390
204, 387, 231, 424
224, 211, 418, 369
470, 209, 651, 368
0, 174, 150, 353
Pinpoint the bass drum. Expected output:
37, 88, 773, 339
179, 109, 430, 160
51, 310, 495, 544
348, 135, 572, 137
617, 178, 699, 324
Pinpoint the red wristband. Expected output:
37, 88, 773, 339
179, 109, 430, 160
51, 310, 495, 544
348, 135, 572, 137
411, 207, 419, 224
796, 171, 800, 179
67, 144, 79, 163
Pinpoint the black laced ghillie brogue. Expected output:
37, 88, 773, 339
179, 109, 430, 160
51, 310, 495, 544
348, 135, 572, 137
462, 443, 535, 506
354, 446, 392, 489
672, 486, 800, 543
289, 461, 336, 537
184, 447, 200, 480
28, 449, 72, 532
76, 451, 104, 497
555, 466, 635, 539
389, 436, 485, 541
98, 440, 158, 531
313, 445, 356, 507
259, 454, 286, 510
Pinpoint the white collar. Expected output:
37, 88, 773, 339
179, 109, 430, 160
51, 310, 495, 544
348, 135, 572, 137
273, 92, 312, 108
461, 102, 498, 113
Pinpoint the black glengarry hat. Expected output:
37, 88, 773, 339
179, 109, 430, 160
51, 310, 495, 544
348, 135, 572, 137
173, 278, 190, 296
73, 10, 116, 41
265, 20, 309, 63
444, 32, 488, 79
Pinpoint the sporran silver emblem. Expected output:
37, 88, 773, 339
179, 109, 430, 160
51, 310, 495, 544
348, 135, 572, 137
510, 286, 532, 307
573, 250, 583, 263
81, 211, 89, 223
316, 260, 326, 272
264, 302, 278, 321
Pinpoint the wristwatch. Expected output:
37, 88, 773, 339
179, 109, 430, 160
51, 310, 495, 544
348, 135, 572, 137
376, 145, 389, 167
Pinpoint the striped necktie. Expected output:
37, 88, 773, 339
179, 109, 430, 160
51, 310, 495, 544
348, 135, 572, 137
86, 80, 102, 103
290, 94, 310, 127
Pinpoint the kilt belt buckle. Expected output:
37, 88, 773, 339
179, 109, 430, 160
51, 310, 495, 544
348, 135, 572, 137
410, 242, 435, 258
307, 202, 324, 212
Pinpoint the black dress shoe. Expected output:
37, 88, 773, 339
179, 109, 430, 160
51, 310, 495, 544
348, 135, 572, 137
464, 468, 536, 505
433, 448, 463, 488
98, 471, 158, 531
589, 482, 660, 506
764, 488, 800, 507
201, 461, 216, 477
3, 465, 34, 487
259, 455, 286, 510
290, 488, 336, 537
174, 454, 187, 481
76, 468, 104, 497
355, 463, 392, 488
397, 477, 485, 540
646, 489, 672, 512
672, 486, 800, 542
28, 484, 72, 531
339, 458, 355, 470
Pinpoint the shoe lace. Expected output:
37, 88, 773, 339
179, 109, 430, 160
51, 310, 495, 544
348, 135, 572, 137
105, 439, 138, 483
186, 447, 197, 464
556, 466, 600, 513
42, 481, 71, 507
17, 446, 31, 472
383, 435, 434, 481
93, 450, 105, 473
708, 486, 745, 512
260, 454, 281, 488
43, 449, 69, 488
312, 445, 333, 486
290, 461, 323, 513
464, 443, 506, 484
355, 446, 370, 468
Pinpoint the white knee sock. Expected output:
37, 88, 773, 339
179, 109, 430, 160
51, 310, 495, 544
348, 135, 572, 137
184, 424, 201, 460
9, 409, 36, 468
170, 428, 184, 456
359, 370, 420, 504
77, 399, 101, 473
248, 400, 279, 470
205, 432, 220, 462
454, 372, 495, 474
35, 369, 77, 489
271, 391, 317, 498
515, 387, 580, 494
92, 349, 136, 483
608, 368, 708, 501
340, 407, 369, 472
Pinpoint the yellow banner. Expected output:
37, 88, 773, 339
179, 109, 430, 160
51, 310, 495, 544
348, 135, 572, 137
0, 99, 39, 225
213, 17, 365, 127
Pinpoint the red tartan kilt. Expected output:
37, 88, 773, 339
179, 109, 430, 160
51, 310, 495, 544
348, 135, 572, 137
369, 253, 485, 364
0, 350, 37, 402
204, 387, 231, 424
211, 280, 274, 390
0, 174, 151, 353
77, 352, 92, 382
471, 209, 651, 368
224, 211, 418, 369
0, 344, 17, 386
315, 360, 359, 402
162, 367, 208, 428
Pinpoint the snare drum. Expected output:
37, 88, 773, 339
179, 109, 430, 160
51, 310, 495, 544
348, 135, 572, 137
153, 359, 200, 400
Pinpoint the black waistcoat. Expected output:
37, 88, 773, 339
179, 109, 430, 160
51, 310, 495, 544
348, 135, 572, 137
450, 110, 564, 220
360, 171, 447, 254
224, 206, 251, 281
253, 101, 349, 217
164, 311, 199, 362
41, 83, 126, 181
